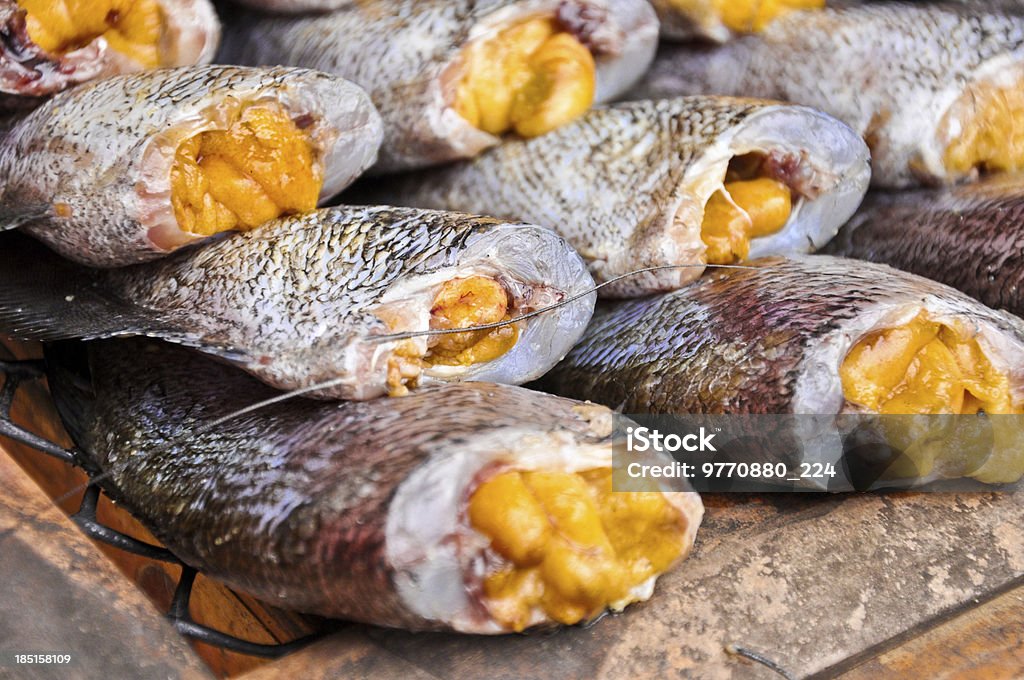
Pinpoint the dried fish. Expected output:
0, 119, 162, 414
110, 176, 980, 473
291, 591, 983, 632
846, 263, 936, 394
0, 65, 383, 266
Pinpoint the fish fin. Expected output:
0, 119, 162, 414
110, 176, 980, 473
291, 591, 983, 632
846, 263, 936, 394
0, 233, 255, 363
0, 204, 48, 231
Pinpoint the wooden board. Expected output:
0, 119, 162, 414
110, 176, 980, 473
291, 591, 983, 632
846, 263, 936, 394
0, 439, 211, 680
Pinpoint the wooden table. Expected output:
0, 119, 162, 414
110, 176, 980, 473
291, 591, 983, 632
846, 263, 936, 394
1, 340, 1021, 679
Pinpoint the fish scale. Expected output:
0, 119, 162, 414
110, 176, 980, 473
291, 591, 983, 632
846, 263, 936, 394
633, 2, 1024, 187
366, 96, 869, 296
0, 205, 594, 399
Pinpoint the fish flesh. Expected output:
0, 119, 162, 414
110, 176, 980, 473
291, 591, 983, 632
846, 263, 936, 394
633, 3, 1024, 188
538, 255, 1024, 483
0, 206, 595, 399
824, 174, 1024, 317
0, 65, 383, 266
651, 0, 823, 43
0, 0, 219, 105
366, 96, 870, 297
46, 337, 704, 632
218, 0, 659, 172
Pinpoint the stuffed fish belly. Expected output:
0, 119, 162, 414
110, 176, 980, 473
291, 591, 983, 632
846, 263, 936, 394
825, 175, 1024, 317
219, 0, 659, 172
0, 0, 219, 104
651, 0, 823, 43
539, 255, 1024, 483
371, 97, 869, 297
47, 338, 704, 633
0, 65, 383, 266
634, 3, 1024, 188
0, 206, 595, 399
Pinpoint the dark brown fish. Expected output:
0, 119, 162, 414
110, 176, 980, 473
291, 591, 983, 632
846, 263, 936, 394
824, 174, 1024, 318
46, 338, 703, 633
538, 255, 1024, 484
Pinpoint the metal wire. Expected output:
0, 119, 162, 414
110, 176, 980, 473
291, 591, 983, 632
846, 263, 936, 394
0, 357, 324, 659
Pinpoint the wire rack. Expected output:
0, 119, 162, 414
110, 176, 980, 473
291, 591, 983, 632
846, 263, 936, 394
0, 356, 325, 659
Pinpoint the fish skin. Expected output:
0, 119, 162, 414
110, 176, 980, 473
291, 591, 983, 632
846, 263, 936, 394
537, 255, 1024, 415
364, 96, 870, 297
218, 0, 659, 173
0, 0, 220, 103
0, 65, 383, 267
230, 0, 353, 10
0, 205, 595, 400
824, 174, 1024, 316
631, 2, 1024, 188
46, 337, 702, 632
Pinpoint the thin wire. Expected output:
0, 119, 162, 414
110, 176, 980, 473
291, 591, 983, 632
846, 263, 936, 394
725, 643, 797, 680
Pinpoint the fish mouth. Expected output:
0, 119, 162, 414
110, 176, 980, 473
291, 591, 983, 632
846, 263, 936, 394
440, 0, 656, 149
371, 224, 595, 397
665, 0, 824, 40
139, 74, 378, 252
676, 104, 871, 276
385, 413, 703, 633
4, 0, 218, 94
933, 59, 1024, 183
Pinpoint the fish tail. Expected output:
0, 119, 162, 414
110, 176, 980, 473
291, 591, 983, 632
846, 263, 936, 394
0, 232, 165, 341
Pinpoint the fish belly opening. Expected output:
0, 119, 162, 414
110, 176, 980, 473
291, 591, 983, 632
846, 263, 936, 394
700, 154, 794, 264
467, 468, 688, 632
669, 0, 823, 34
385, 276, 520, 397
452, 16, 596, 139
170, 103, 322, 237
840, 313, 1022, 416
942, 75, 1024, 178
19, 0, 164, 67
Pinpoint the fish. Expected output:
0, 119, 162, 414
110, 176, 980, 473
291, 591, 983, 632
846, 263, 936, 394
824, 174, 1024, 318
363, 96, 870, 297
650, 0, 823, 43
0, 205, 595, 400
229, 0, 352, 10
0, 65, 383, 267
632, 2, 1024, 188
45, 337, 704, 633
217, 0, 659, 172
537, 255, 1024, 485
0, 0, 220, 106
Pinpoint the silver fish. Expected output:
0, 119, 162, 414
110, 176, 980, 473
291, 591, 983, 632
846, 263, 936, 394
47, 337, 703, 632
0, 0, 220, 105
218, 0, 659, 172
650, 0, 824, 43
0, 205, 595, 400
0, 65, 383, 266
230, 0, 352, 10
633, 2, 1024, 188
367, 97, 870, 297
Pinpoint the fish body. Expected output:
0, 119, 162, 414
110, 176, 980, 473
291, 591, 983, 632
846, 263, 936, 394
46, 338, 703, 632
0, 206, 595, 399
0, 65, 382, 266
218, 0, 659, 172
633, 3, 1024, 187
824, 174, 1024, 316
368, 97, 870, 296
0, 0, 220, 104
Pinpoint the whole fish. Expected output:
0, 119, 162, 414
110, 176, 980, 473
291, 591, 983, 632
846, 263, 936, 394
651, 0, 823, 43
539, 255, 1024, 484
368, 97, 870, 297
0, 206, 595, 400
46, 338, 704, 633
824, 174, 1024, 317
633, 3, 1024, 188
0, 0, 220, 106
218, 0, 659, 172
0, 65, 383, 267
